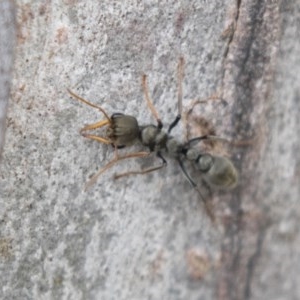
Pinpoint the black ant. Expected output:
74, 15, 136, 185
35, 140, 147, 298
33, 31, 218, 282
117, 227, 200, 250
68, 58, 238, 220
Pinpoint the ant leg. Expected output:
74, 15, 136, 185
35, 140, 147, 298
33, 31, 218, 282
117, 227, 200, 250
186, 135, 230, 148
186, 94, 222, 116
67, 89, 111, 122
177, 158, 197, 189
177, 158, 208, 202
168, 116, 181, 134
114, 151, 167, 179
188, 134, 256, 148
142, 75, 163, 129
168, 56, 185, 134
184, 94, 221, 142
177, 57, 184, 119
203, 200, 215, 223
84, 151, 150, 190
178, 157, 215, 222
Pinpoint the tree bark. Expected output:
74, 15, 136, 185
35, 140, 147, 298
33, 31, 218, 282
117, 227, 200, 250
0, 1, 15, 160
1, 1, 299, 300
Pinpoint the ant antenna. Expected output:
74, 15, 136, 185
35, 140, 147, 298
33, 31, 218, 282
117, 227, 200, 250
177, 56, 184, 118
68, 89, 114, 145
67, 89, 111, 122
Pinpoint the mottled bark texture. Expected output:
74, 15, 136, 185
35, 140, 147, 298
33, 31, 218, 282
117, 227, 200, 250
217, 1, 300, 300
1, 1, 299, 300
0, 2, 16, 159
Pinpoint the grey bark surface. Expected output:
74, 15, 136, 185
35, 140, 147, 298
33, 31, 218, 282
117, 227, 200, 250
1, 1, 299, 300
0, 1, 15, 160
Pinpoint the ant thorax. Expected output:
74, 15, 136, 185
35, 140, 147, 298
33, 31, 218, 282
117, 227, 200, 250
165, 137, 184, 158
139, 125, 168, 151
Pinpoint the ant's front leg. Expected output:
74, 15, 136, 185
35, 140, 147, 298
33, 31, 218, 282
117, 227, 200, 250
114, 151, 167, 179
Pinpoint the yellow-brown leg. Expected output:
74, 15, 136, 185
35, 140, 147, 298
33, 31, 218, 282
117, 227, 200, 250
84, 151, 150, 190
114, 151, 167, 179
184, 94, 221, 142
177, 56, 184, 117
167, 57, 185, 133
142, 57, 185, 129
114, 163, 166, 179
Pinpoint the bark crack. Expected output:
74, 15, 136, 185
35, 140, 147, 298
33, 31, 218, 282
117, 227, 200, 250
244, 226, 267, 299
219, 0, 242, 99
223, 0, 242, 61
217, 0, 281, 299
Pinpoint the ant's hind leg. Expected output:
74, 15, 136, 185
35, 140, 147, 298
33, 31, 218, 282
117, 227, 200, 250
186, 135, 230, 148
114, 151, 167, 179
183, 94, 221, 142
178, 157, 215, 222
84, 151, 150, 191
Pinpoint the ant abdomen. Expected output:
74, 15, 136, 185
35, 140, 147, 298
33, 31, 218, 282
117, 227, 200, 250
196, 154, 238, 189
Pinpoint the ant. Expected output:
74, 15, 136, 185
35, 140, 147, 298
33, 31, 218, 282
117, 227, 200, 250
68, 58, 238, 220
